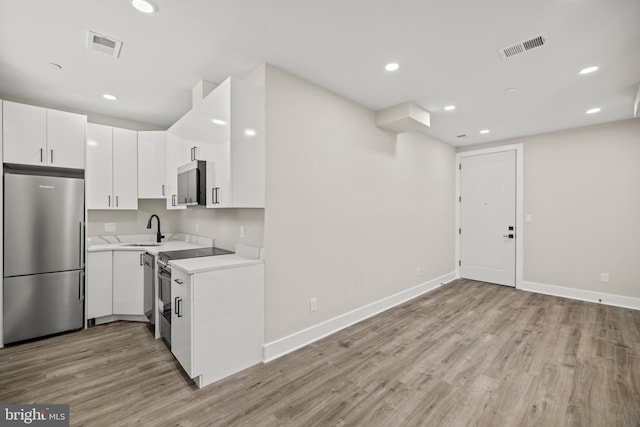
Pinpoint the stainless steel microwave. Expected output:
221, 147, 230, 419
177, 160, 213, 206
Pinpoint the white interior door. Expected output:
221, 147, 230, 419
460, 150, 516, 286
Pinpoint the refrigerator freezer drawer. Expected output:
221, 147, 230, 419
3, 271, 84, 344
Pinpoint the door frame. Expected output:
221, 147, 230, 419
455, 143, 524, 287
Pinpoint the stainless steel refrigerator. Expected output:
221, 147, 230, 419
3, 167, 85, 344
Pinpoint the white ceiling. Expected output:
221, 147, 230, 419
1, 0, 639, 146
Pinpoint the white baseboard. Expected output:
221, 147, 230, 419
519, 280, 640, 311
263, 272, 457, 362
93, 314, 149, 325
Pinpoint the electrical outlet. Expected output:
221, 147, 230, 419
600, 273, 609, 283
310, 298, 317, 312
104, 223, 116, 232
416, 267, 421, 276
195, 223, 199, 233
240, 225, 245, 239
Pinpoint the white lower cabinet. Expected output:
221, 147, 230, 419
87, 250, 145, 320
87, 252, 113, 319
171, 269, 192, 373
170, 263, 264, 388
112, 251, 145, 316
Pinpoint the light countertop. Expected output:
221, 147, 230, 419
87, 233, 217, 255
169, 254, 263, 274
88, 241, 211, 255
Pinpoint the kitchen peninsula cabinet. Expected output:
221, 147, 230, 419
86, 123, 138, 210
2, 100, 86, 169
170, 259, 264, 388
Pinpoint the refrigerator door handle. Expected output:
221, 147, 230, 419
79, 222, 84, 268
79, 271, 85, 301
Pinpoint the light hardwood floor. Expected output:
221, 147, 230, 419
1, 279, 639, 426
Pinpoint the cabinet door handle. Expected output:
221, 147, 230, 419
174, 279, 184, 284
108, 195, 111, 207
174, 297, 179, 315
172, 194, 177, 206
40, 148, 44, 163
50, 149, 54, 164
116, 195, 119, 207
178, 298, 183, 317
162, 184, 166, 196
140, 253, 144, 266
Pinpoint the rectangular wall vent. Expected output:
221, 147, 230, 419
499, 32, 548, 59
87, 31, 123, 58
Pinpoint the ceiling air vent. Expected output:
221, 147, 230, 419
499, 32, 548, 60
87, 31, 123, 58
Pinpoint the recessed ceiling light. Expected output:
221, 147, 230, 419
244, 128, 257, 137
131, 0, 156, 13
385, 63, 399, 72
586, 107, 601, 114
211, 119, 227, 126
444, 105, 456, 111
103, 94, 117, 101
480, 129, 490, 134
579, 66, 599, 75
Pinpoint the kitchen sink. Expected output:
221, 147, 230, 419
122, 242, 163, 247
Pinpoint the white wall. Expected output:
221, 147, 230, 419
263, 66, 456, 344
459, 118, 640, 300
178, 208, 265, 251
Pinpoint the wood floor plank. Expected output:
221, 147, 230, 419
1, 279, 639, 426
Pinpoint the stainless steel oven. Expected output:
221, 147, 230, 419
157, 260, 172, 347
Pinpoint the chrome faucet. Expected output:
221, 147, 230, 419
147, 214, 165, 243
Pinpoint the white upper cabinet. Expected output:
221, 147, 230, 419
46, 109, 86, 169
86, 123, 138, 210
86, 124, 113, 209
167, 77, 265, 208
113, 128, 138, 209
2, 100, 85, 169
137, 131, 167, 199
164, 132, 186, 210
